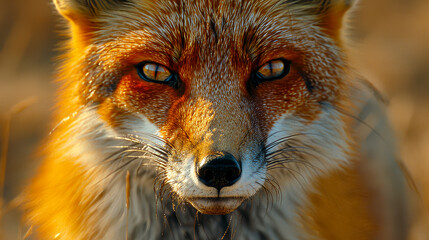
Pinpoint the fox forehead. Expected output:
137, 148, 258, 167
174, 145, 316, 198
94, 0, 311, 60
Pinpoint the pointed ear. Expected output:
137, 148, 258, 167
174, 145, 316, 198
54, 0, 130, 19
288, 0, 357, 41
319, 0, 356, 41
53, 0, 130, 45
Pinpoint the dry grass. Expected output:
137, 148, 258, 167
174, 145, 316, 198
126, 170, 131, 240
0, 0, 428, 239
1, 98, 38, 195
0, 98, 38, 240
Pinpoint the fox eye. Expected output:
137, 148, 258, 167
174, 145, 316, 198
136, 62, 173, 83
255, 59, 290, 82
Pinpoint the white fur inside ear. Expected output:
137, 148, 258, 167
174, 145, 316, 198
348, 0, 360, 7
53, 0, 85, 18
53, 0, 126, 19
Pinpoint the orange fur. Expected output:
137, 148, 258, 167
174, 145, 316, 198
22, 0, 410, 239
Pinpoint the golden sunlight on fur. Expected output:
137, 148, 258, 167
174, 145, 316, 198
5, 0, 418, 239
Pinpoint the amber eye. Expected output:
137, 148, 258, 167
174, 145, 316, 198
136, 62, 173, 83
256, 59, 290, 81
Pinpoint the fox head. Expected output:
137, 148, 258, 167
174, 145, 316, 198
53, 0, 355, 215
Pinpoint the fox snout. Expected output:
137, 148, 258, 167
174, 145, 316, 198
160, 93, 267, 214
196, 152, 242, 191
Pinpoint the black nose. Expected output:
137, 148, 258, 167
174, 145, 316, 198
197, 152, 242, 191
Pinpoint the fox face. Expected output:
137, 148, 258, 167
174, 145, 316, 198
23, 1, 414, 238
50, 0, 353, 218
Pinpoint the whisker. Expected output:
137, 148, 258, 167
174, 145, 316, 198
94, 160, 136, 186
265, 173, 282, 200
116, 136, 172, 156
319, 101, 388, 144
123, 149, 168, 162
48, 105, 87, 136
111, 145, 170, 157
264, 133, 308, 150
265, 145, 314, 158
116, 135, 171, 152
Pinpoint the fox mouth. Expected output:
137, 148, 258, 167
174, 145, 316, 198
188, 197, 246, 215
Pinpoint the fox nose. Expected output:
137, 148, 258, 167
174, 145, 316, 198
197, 152, 242, 191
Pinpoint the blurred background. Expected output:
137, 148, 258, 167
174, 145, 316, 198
0, 0, 428, 239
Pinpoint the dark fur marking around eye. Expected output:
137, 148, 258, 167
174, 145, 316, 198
210, 19, 218, 41
301, 74, 314, 94
107, 80, 119, 93
304, 78, 314, 94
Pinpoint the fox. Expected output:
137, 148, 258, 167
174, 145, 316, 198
22, 0, 411, 239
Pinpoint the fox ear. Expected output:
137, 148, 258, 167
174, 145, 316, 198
53, 0, 129, 20
53, 0, 129, 45
318, 0, 356, 40
288, 0, 357, 41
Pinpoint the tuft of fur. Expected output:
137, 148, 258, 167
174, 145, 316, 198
23, 0, 410, 239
